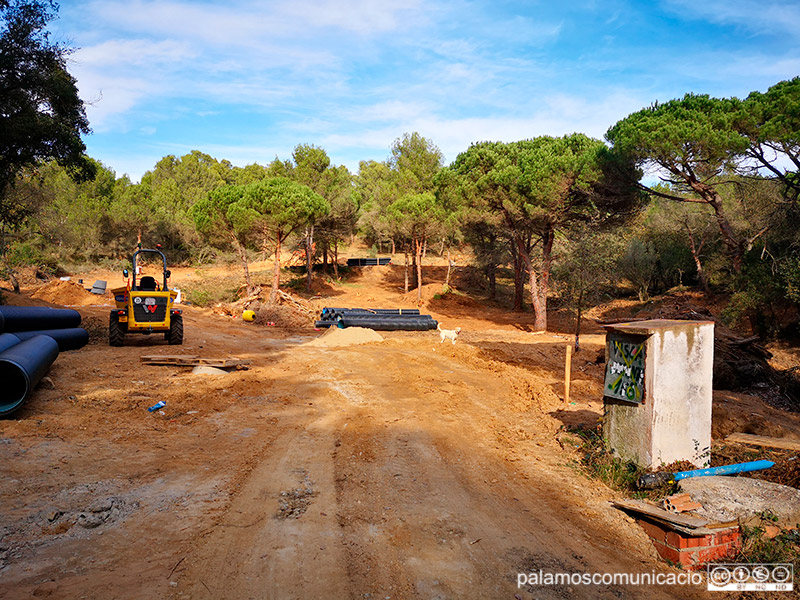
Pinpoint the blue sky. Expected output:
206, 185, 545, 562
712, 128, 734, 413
53, 0, 800, 181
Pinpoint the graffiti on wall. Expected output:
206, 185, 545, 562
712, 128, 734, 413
604, 337, 645, 403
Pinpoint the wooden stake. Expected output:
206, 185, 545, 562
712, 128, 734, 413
564, 344, 572, 403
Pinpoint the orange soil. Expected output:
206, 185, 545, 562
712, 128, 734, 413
0, 258, 795, 599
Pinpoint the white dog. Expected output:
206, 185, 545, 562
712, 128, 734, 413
437, 323, 461, 344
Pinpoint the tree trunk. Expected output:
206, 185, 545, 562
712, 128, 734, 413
487, 263, 496, 300
232, 235, 253, 294
422, 239, 427, 260
685, 223, 712, 296
305, 225, 314, 292
269, 235, 282, 304
322, 242, 328, 270
515, 232, 547, 331
445, 248, 452, 287
510, 241, 524, 311
415, 237, 424, 305
538, 228, 554, 326
688, 181, 744, 272
333, 240, 339, 280
411, 247, 418, 289
574, 287, 583, 352
391, 239, 396, 255
404, 248, 410, 293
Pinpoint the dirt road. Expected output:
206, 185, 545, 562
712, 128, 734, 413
0, 266, 715, 599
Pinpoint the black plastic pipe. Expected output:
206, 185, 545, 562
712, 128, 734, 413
335, 313, 430, 319
0, 306, 81, 333
11, 328, 89, 351
0, 334, 60, 417
346, 258, 391, 266
338, 317, 438, 331
322, 308, 420, 316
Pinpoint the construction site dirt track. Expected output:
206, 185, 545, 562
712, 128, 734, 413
0, 263, 790, 599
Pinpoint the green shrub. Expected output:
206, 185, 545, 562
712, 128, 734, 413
184, 277, 240, 307
729, 515, 800, 570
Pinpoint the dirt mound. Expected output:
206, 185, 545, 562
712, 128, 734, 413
428, 288, 481, 312
305, 326, 383, 348
30, 280, 107, 306
401, 283, 454, 306
0, 289, 56, 307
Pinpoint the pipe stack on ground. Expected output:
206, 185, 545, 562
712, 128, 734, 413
0, 306, 90, 417
316, 307, 437, 331
346, 257, 391, 267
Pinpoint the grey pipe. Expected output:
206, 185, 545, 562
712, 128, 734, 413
0, 335, 60, 417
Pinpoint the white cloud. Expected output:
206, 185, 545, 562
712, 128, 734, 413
318, 89, 651, 167
277, 0, 425, 34
663, 0, 800, 38
75, 38, 195, 67
74, 74, 151, 132
56, 0, 799, 182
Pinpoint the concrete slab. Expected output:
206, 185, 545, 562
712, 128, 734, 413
679, 476, 800, 527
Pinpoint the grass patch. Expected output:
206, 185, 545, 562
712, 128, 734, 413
184, 274, 242, 307
563, 425, 678, 500
433, 284, 453, 300
720, 512, 800, 572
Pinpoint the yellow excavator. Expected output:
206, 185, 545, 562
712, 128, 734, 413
109, 247, 183, 346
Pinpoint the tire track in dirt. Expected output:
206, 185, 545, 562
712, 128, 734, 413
175, 389, 351, 599
321, 346, 695, 600
172, 339, 706, 599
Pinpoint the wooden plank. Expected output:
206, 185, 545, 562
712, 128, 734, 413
725, 432, 800, 452
140, 355, 251, 368
612, 499, 709, 528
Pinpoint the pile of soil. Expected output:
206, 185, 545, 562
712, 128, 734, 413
305, 326, 383, 348
401, 282, 451, 306
30, 280, 107, 307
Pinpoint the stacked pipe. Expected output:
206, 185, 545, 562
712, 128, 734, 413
0, 306, 89, 417
316, 307, 437, 331
346, 257, 391, 267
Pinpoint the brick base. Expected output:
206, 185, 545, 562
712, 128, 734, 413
635, 517, 740, 570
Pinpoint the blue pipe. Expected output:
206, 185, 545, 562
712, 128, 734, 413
673, 460, 775, 480
0, 306, 81, 333
0, 332, 20, 354
11, 328, 89, 351
0, 335, 60, 417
